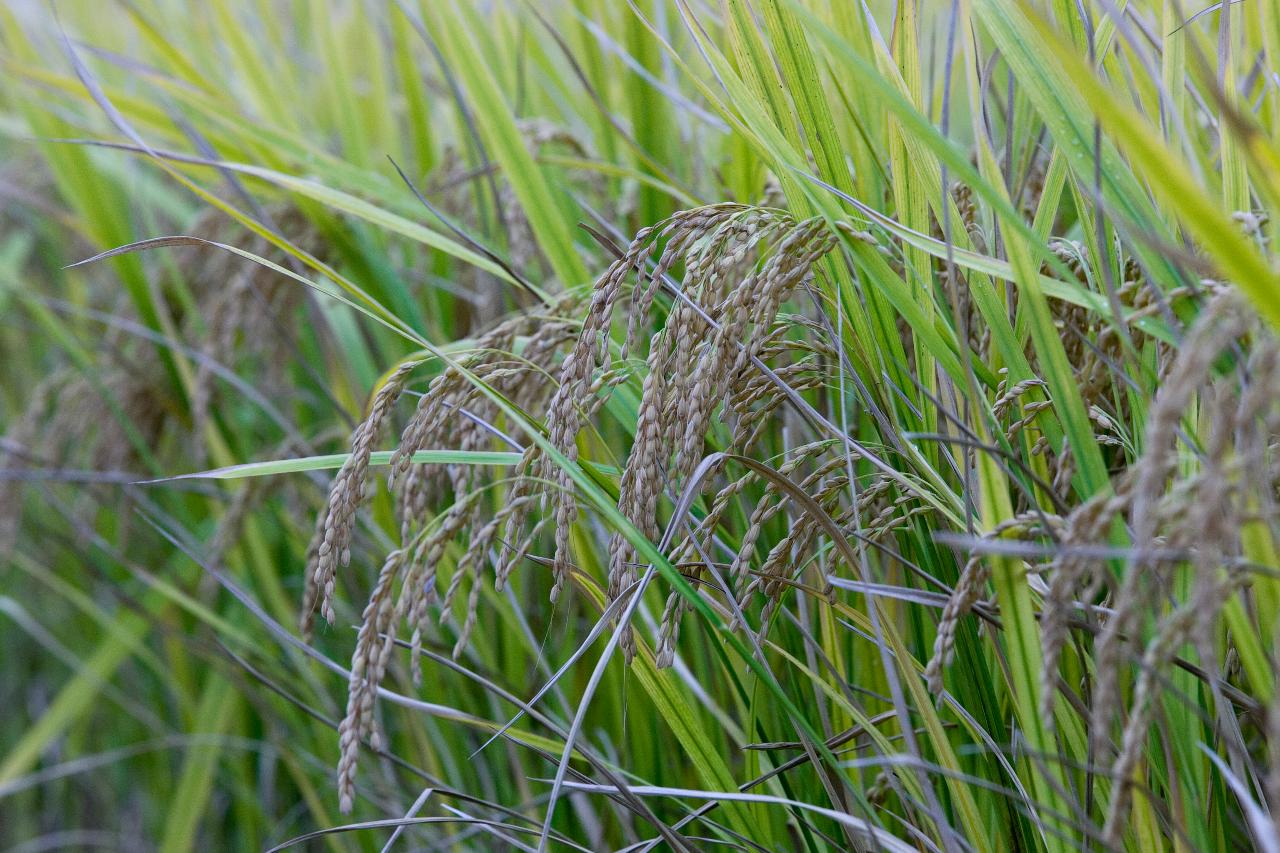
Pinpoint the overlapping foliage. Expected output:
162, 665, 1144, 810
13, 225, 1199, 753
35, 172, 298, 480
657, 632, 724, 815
4, 1, 1280, 850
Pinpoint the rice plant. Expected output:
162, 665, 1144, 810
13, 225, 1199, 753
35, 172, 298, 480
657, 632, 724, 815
4, 0, 1280, 850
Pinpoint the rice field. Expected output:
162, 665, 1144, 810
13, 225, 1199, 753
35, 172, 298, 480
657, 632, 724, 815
3, 1, 1280, 850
